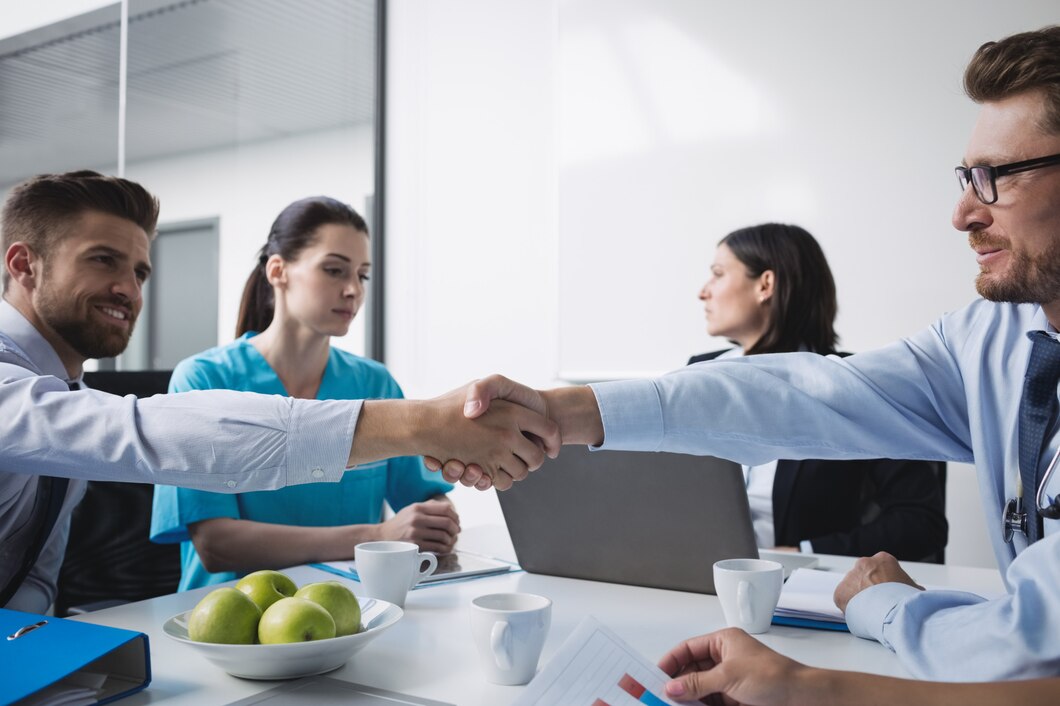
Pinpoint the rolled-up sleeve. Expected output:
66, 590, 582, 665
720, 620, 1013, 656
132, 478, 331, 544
590, 335, 973, 466
0, 368, 360, 491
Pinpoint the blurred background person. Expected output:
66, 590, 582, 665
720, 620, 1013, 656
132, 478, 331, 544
151, 197, 457, 590
691, 223, 946, 559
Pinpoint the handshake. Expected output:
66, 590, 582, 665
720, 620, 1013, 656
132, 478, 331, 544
350, 375, 605, 490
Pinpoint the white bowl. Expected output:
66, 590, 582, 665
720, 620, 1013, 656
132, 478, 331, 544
163, 597, 402, 680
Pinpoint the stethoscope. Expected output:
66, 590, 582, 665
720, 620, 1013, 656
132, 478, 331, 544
1003, 442, 1060, 543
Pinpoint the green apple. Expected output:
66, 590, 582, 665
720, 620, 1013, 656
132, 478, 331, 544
294, 581, 361, 636
187, 587, 262, 644
235, 569, 297, 613
258, 597, 337, 644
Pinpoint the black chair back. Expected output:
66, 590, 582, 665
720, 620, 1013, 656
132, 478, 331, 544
55, 370, 179, 615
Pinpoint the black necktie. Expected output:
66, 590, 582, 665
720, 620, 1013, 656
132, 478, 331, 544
0, 382, 77, 606
1018, 332, 1060, 544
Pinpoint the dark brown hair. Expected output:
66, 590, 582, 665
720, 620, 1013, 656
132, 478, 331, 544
964, 25, 1060, 133
235, 196, 369, 337
719, 223, 838, 356
1, 170, 159, 291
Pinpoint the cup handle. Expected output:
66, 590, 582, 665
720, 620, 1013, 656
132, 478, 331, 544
737, 580, 755, 624
490, 620, 512, 671
411, 552, 438, 588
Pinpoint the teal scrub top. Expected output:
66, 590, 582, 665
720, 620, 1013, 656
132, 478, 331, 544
149, 333, 452, 591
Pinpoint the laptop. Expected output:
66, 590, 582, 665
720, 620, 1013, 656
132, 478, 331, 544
496, 445, 759, 594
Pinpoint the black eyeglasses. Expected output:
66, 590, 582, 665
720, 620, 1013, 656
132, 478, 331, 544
955, 152, 1060, 204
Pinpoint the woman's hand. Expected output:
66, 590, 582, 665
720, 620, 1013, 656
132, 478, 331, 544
377, 498, 460, 554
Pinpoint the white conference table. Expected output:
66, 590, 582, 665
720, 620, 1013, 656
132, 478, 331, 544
74, 525, 1005, 705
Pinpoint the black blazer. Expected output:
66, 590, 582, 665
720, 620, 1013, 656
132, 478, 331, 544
689, 349, 948, 561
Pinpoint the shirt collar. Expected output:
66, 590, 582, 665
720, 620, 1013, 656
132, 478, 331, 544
1025, 305, 1060, 340
0, 298, 81, 385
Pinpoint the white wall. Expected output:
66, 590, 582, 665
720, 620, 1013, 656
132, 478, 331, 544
386, 0, 1059, 568
386, 0, 560, 533
557, 0, 989, 378
125, 125, 375, 354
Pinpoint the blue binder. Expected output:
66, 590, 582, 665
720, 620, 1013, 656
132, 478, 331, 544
0, 608, 151, 705
771, 615, 850, 632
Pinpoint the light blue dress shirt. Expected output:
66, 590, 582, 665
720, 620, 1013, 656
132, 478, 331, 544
0, 301, 358, 612
150, 334, 453, 591
592, 298, 1060, 680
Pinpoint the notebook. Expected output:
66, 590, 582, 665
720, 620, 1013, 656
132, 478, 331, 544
496, 445, 759, 594
315, 550, 513, 585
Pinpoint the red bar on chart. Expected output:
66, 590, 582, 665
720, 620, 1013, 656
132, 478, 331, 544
617, 673, 668, 706
618, 673, 645, 699
592, 700, 611, 706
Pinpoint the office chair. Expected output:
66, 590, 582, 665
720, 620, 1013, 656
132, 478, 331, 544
54, 370, 180, 615
928, 461, 948, 564
858, 460, 947, 564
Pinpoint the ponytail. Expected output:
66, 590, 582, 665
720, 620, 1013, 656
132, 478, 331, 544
235, 252, 274, 337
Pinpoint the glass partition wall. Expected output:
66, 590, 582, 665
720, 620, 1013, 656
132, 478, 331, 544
0, 0, 382, 371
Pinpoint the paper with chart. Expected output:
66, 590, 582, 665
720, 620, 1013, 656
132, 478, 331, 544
512, 616, 682, 706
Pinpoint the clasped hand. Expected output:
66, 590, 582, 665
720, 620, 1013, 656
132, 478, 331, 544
418, 377, 559, 490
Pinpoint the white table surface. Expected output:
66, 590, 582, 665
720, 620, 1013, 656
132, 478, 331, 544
74, 525, 1006, 705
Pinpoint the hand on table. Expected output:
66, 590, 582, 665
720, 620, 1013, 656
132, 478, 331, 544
658, 627, 809, 705
833, 552, 923, 613
377, 498, 460, 554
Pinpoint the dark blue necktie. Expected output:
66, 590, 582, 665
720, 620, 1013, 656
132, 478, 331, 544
1018, 331, 1060, 544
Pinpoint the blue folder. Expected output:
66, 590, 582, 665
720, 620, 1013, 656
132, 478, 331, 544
771, 615, 850, 632
0, 608, 151, 705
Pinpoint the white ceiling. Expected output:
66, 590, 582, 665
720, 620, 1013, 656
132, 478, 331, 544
0, 0, 377, 188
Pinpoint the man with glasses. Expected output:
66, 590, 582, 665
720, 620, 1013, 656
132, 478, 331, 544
437, 26, 1060, 680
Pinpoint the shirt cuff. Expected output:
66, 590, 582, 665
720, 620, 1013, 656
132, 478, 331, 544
844, 581, 922, 647
589, 379, 664, 451
799, 539, 814, 553
286, 398, 362, 484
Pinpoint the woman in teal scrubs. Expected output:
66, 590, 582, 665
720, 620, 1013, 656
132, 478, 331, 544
150, 197, 457, 591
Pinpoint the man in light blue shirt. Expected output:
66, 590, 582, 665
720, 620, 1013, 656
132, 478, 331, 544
0, 171, 558, 612
437, 27, 1060, 681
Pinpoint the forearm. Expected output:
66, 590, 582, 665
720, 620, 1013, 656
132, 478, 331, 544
845, 574, 1058, 680
589, 347, 973, 464
0, 373, 356, 489
347, 399, 419, 467
190, 518, 377, 573
803, 669, 1058, 706
541, 385, 605, 446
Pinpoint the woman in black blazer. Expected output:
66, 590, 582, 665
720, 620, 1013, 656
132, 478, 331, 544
690, 223, 947, 561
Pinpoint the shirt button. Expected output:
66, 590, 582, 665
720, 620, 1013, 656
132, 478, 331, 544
311, 468, 325, 479
226, 480, 237, 488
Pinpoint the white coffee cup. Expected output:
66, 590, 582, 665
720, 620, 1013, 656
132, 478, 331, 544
469, 592, 552, 685
713, 558, 784, 634
354, 541, 438, 608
